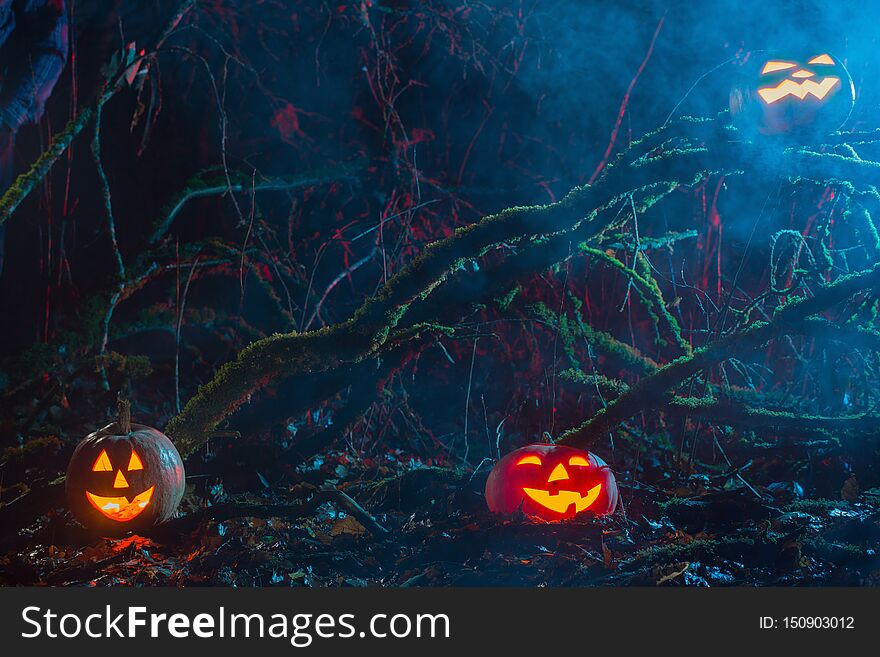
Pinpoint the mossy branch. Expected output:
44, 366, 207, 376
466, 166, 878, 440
165, 131, 739, 457
239, 197, 669, 433
0, 0, 198, 228
556, 264, 880, 447
0, 108, 94, 226
665, 396, 879, 438
580, 245, 690, 355
165, 121, 880, 458
399, 137, 880, 340
148, 159, 365, 245
559, 369, 631, 396
5, 156, 357, 399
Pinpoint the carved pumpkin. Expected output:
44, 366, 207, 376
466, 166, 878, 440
485, 444, 618, 521
730, 51, 854, 139
66, 401, 185, 532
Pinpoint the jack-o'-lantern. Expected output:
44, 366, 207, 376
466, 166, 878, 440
485, 444, 618, 521
66, 400, 185, 532
730, 51, 854, 139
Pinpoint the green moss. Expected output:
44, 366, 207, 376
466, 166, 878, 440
0, 436, 63, 467
600, 229, 698, 251
564, 290, 658, 374
802, 537, 867, 562
850, 206, 880, 256
785, 499, 851, 513
657, 496, 691, 511
578, 244, 689, 355
635, 536, 769, 565
636, 538, 719, 564
495, 285, 521, 311
560, 369, 629, 395
531, 301, 581, 369
93, 352, 153, 378
636, 251, 690, 354
0, 107, 95, 225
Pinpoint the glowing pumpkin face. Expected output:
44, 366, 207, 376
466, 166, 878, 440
730, 51, 854, 139
66, 422, 185, 532
485, 444, 618, 521
84, 447, 154, 521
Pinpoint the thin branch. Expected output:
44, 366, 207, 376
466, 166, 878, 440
148, 161, 365, 246
91, 91, 125, 279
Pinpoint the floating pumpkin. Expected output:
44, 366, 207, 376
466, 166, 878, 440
730, 51, 854, 139
485, 444, 618, 521
66, 400, 185, 532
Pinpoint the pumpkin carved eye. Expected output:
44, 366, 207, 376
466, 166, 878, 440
515, 454, 542, 466
761, 61, 796, 74
808, 54, 834, 65
128, 450, 144, 471
92, 449, 113, 472
568, 455, 590, 467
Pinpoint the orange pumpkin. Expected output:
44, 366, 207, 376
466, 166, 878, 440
66, 404, 185, 533
730, 51, 854, 139
485, 444, 618, 521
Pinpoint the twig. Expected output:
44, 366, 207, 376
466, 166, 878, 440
148, 488, 388, 539
175, 254, 202, 413
461, 337, 478, 465
91, 89, 125, 279
318, 485, 389, 536
303, 248, 376, 331
149, 162, 364, 246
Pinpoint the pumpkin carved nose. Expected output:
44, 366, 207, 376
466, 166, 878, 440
547, 463, 569, 482
791, 69, 815, 79
113, 469, 130, 489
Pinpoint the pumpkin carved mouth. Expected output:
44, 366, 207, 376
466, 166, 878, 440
758, 77, 840, 104
85, 485, 155, 522
522, 483, 602, 514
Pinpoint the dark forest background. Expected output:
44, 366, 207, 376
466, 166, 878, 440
2, 0, 880, 586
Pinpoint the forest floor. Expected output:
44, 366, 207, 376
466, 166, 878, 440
2, 440, 879, 587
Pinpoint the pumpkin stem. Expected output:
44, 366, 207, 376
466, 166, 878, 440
116, 396, 132, 434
